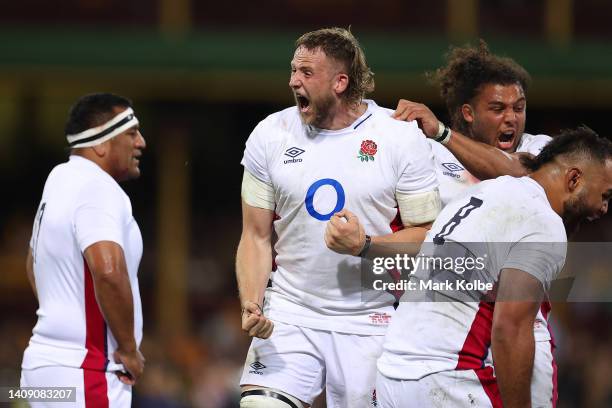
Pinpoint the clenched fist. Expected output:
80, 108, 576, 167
324, 209, 366, 256
241, 301, 274, 339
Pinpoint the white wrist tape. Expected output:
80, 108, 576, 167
241, 387, 305, 408
435, 121, 446, 138
241, 169, 275, 210
435, 121, 451, 145
396, 189, 441, 226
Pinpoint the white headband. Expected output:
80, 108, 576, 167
66, 107, 139, 148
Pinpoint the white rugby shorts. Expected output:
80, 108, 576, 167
240, 321, 383, 408
376, 340, 556, 408
20, 365, 131, 408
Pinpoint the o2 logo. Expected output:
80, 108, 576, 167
305, 178, 345, 221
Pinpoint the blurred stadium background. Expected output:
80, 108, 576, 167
1, 1, 611, 407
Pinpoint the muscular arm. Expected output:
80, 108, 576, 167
492, 268, 544, 408
236, 200, 275, 338
367, 223, 432, 258
392, 99, 531, 179
444, 130, 531, 179
83, 241, 143, 384
26, 247, 37, 300
325, 208, 432, 258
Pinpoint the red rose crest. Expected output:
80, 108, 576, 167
358, 139, 377, 162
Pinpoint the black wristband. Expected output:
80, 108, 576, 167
358, 234, 372, 257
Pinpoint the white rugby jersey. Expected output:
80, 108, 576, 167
241, 100, 439, 335
22, 155, 143, 372
431, 133, 552, 206
378, 176, 567, 380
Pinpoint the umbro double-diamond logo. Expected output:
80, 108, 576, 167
442, 162, 464, 179
441, 162, 464, 172
249, 361, 266, 375
284, 147, 305, 164
250, 361, 266, 370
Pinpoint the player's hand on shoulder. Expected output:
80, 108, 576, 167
324, 209, 366, 256
241, 301, 274, 339
392, 99, 439, 138
113, 347, 145, 385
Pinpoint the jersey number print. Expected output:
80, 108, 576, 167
31, 202, 47, 263
433, 197, 483, 245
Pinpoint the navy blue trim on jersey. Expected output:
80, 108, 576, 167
353, 113, 373, 129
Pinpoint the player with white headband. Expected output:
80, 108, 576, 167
66, 106, 139, 148
21, 93, 146, 407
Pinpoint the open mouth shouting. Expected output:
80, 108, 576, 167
295, 93, 311, 114
497, 130, 516, 151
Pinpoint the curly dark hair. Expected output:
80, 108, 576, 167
430, 40, 530, 135
295, 27, 375, 106
521, 126, 612, 172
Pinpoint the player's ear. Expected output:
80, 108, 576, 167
334, 72, 349, 96
566, 167, 582, 193
91, 142, 108, 157
461, 104, 474, 124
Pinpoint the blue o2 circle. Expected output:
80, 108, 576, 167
305, 178, 345, 221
